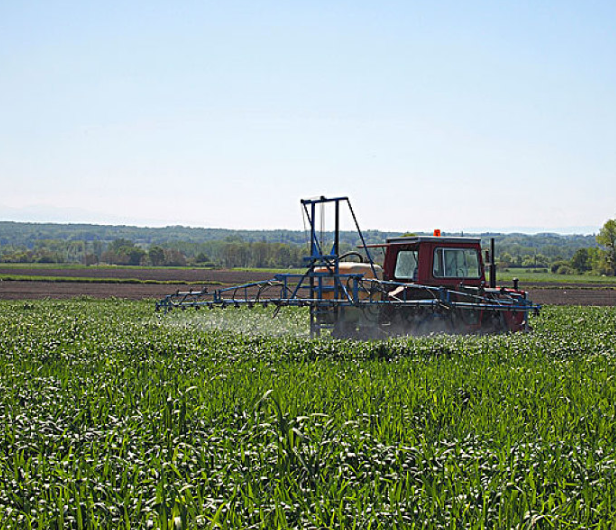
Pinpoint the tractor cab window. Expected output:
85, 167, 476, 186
394, 250, 419, 280
433, 248, 480, 278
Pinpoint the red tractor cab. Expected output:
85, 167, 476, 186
375, 235, 531, 333
382, 236, 485, 288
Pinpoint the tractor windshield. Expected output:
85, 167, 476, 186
433, 248, 481, 279
394, 250, 419, 280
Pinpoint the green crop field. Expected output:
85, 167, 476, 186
0, 300, 615, 529
496, 269, 616, 285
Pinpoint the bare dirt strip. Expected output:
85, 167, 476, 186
0, 267, 615, 305
0, 267, 273, 301
0, 266, 275, 284
525, 287, 616, 306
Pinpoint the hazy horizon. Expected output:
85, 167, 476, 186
0, 203, 600, 236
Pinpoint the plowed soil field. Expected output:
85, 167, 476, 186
1, 267, 615, 305
0, 267, 274, 301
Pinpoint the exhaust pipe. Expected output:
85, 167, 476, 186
490, 238, 497, 289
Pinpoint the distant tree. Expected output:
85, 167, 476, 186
108, 238, 136, 253
551, 260, 571, 274
195, 252, 210, 264
497, 251, 513, 269
35, 250, 59, 264
125, 247, 146, 266
224, 235, 245, 244
587, 247, 603, 273
163, 249, 187, 267
571, 248, 591, 273
222, 243, 249, 268
556, 265, 575, 275
84, 253, 99, 266
149, 245, 165, 266
275, 245, 292, 268
66, 241, 85, 263
520, 253, 548, 268
521, 255, 535, 268
92, 241, 104, 260
101, 239, 146, 265
596, 219, 616, 275
251, 241, 271, 268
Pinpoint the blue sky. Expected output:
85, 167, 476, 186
1, 1, 614, 233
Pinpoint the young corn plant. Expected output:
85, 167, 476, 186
0, 301, 615, 528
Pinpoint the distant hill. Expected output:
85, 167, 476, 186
0, 221, 403, 247
0, 220, 599, 260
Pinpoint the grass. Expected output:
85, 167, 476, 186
0, 274, 218, 285
2, 262, 615, 286
0, 263, 213, 271
497, 269, 616, 285
0, 301, 615, 528
231, 267, 306, 274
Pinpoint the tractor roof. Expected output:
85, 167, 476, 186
385, 236, 482, 245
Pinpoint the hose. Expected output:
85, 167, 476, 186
339, 251, 365, 263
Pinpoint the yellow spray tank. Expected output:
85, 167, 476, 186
314, 262, 382, 301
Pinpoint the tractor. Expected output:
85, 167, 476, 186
156, 196, 539, 338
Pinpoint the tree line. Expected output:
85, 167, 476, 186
495, 219, 615, 276
0, 237, 309, 269
0, 220, 614, 275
